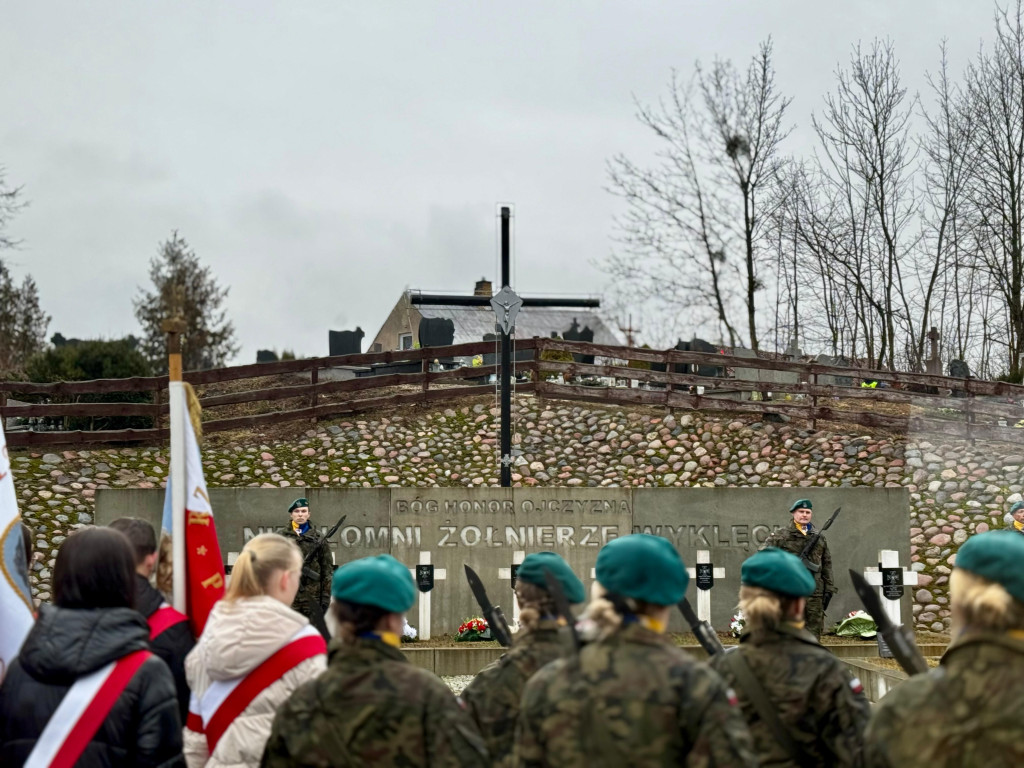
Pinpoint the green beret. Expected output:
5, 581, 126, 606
595, 534, 688, 606
1010, 501, 1024, 515
789, 499, 812, 513
741, 548, 815, 597
517, 551, 586, 604
288, 498, 309, 514
331, 555, 416, 613
955, 531, 1024, 604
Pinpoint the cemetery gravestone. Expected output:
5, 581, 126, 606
562, 318, 596, 364
329, 327, 365, 357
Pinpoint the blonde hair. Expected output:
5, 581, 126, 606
951, 569, 1024, 634
581, 581, 660, 641
515, 581, 558, 634
156, 533, 173, 597
737, 585, 803, 633
225, 533, 301, 601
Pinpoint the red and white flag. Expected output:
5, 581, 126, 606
161, 382, 224, 636
0, 421, 33, 683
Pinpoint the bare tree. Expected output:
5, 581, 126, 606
604, 40, 791, 350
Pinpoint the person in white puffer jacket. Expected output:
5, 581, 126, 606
184, 533, 327, 768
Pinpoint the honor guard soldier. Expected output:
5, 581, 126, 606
711, 548, 869, 767
513, 534, 756, 768
261, 555, 489, 767
461, 552, 585, 767
280, 498, 333, 637
864, 531, 1024, 767
761, 499, 835, 638
1009, 500, 1024, 535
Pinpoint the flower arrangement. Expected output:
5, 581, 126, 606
401, 619, 418, 643
834, 610, 878, 638
456, 617, 491, 642
730, 609, 746, 639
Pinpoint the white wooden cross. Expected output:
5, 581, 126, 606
498, 550, 526, 631
409, 551, 446, 641
685, 550, 725, 622
864, 549, 918, 629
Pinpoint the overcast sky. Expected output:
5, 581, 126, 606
0, 2, 997, 364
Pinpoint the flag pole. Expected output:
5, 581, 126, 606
163, 315, 187, 614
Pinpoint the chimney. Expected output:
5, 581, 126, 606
473, 277, 493, 297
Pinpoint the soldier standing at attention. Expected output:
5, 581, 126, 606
711, 548, 870, 767
513, 534, 757, 768
461, 551, 585, 766
864, 531, 1024, 767
1009, 500, 1024, 534
280, 498, 332, 637
761, 499, 835, 638
260, 555, 489, 767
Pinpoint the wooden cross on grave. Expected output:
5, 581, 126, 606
409, 551, 446, 641
864, 549, 919, 658
685, 550, 725, 623
410, 206, 599, 486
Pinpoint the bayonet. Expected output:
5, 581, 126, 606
849, 569, 929, 676
799, 506, 841, 574
678, 598, 726, 656
463, 565, 513, 648
543, 567, 580, 652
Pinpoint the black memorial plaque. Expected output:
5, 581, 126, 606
696, 563, 715, 591
416, 564, 435, 593
881, 567, 904, 600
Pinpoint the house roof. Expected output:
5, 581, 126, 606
417, 304, 623, 346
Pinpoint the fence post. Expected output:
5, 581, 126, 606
154, 384, 163, 443
422, 355, 430, 394
310, 364, 319, 425
965, 377, 974, 443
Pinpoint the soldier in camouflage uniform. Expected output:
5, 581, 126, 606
1009, 500, 1024, 535
280, 497, 332, 637
261, 554, 489, 767
461, 552, 584, 767
514, 534, 757, 768
864, 531, 1024, 768
711, 548, 870, 767
761, 498, 835, 638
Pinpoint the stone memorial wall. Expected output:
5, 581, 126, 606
97, 486, 909, 633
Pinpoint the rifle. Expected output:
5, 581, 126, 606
798, 506, 841, 574
300, 514, 347, 583
849, 569, 929, 676
463, 565, 513, 648
677, 598, 726, 656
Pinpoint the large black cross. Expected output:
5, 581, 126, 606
410, 206, 599, 487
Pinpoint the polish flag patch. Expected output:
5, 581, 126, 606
725, 687, 740, 707
849, 677, 864, 694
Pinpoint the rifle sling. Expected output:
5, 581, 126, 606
722, 650, 815, 768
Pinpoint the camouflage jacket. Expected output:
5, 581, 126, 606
461, 619, 566, 766
280, 523, 333, 612
260, 636, 489, 767
864, 630, 1024, 768
513, 622, 757, 768
710, 622, 870, 767
761, 523, 835, 595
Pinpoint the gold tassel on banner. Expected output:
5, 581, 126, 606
184, 382, 203, 445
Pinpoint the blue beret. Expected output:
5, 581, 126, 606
789, 499, 812, 513
1010, 501, 1024, 515
331, 555, 416, 613
741, 548, 815, 597
288, 498, 309, 514
516, 551, 586, 604
955, 531, 1024, 604
595, 534, 688, 606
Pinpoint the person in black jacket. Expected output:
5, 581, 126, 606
0, 526, 185, 768
110, 516, 196, 721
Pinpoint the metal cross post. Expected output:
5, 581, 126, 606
409, 205, 599, 487
685, 550, 725, 623
409, 551, 446, 641
497, 549, 526, 631
864, 549, 918, 658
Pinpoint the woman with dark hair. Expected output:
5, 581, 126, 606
261, 554, 488, 767
0, 526, 184, 767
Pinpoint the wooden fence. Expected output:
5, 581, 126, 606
3, 337, 1024, 447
